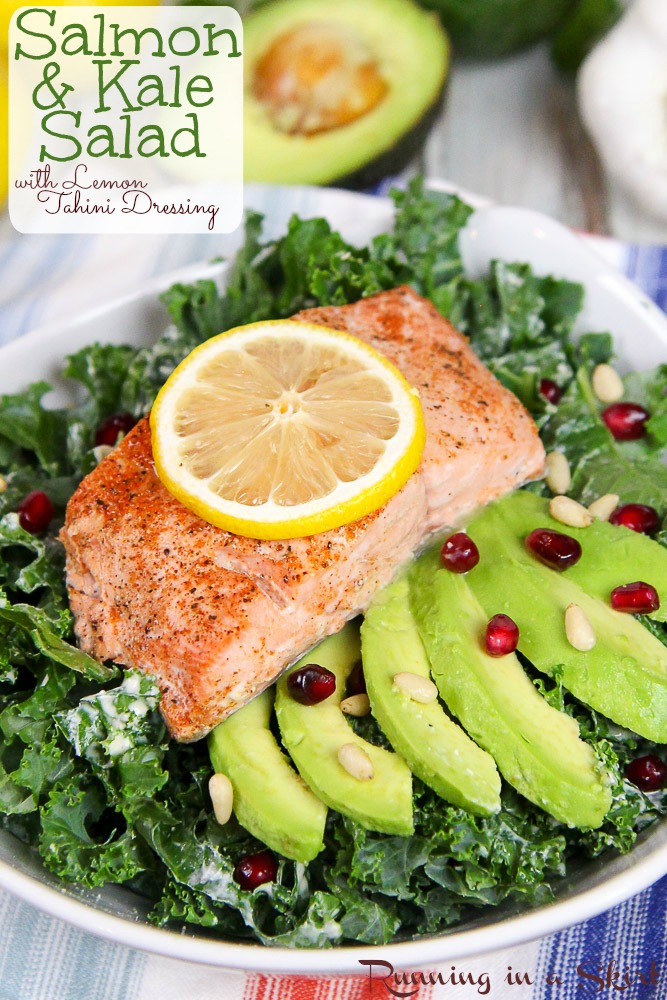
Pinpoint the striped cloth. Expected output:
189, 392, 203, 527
0, 878, 666, 999
0, 196, 665, 1000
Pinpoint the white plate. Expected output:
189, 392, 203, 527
0, 186, 666, 974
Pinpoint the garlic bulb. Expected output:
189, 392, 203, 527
578, 0, 667, 221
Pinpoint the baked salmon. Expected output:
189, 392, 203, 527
61, 286, 545, 741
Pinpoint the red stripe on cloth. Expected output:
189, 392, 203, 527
243, 972, 436, 999
242, 973, 269, 1000
244, 976, 364, 1000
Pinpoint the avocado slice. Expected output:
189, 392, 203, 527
361, 575, 501, 815
410, 548, 612, 828
275, 622, 414, 836
466, 502, 667, 742
208, 688, 327, 863
487, 491, 666, 623
244, 0, 449, 189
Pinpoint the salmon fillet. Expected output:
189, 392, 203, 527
61, 286, 545, 741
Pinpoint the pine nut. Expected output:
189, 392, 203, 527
592, 364, 624, 404
565, 603, 596, 651
341, 694, 371, 717
209, 773, 234, 825
0, 476, 7, 493
337, 743, 374, 781
588, 493, 620, 522
545, 451, 571, 495
393, 672, 438, 704
549, 495, 593, 528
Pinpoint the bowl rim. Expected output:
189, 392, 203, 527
0, 836, 665, 974
1, 186, 667, 973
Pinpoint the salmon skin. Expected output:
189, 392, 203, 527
61, 287, 545, 741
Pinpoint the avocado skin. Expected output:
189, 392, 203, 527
491, 491, 666, 623
334, 88, 446, 192
410, 547, 612, 829
208, 688, 327, 863
361, 575, 501, 814
466, 500, 667, 743
420, 0, 576, 58
275, 622, 414, 836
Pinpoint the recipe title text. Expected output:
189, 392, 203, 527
12, 7, 241, 162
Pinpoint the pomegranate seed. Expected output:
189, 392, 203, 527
609, 503, 660, 535
234, 849, 278, 891
346, 660, 366, 697
441, 532, 480, 573
485, 614, 519, 656
94, 412, 137, 447
610, 581, 660, 614
17, 490, 54, 534
625, 754, 667, 792
539, 378, 562, 404
601, 402, 650, 441
525, 528, 582, 570
287, 663, 336, 705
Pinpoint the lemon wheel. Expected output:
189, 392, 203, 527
150, 320, 425, 540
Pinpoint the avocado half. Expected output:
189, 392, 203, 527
244, 0, 450, 189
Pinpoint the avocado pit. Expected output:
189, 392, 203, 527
253, 22, 388, 136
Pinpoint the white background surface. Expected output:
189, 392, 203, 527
423, 44, 667, 245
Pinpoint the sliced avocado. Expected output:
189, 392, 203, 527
244, 0, 449, 189
208, 688, 327, 863
488, 491, 666, 622
361, 575, 501, 815
466, 502, 667, 742
409, 548, 612, 828
275, 622, 414, 836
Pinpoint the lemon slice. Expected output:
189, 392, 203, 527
150, 320, 425, 540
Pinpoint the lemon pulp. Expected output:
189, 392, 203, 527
151, 320, 425, 539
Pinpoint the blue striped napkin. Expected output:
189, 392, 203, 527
0, 199, 665, 1000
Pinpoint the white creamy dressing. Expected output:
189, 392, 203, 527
97, 693, 130, 728
193, 859, 236, 898
295, 862, 309, 898
296, 917, 343, 945
106, 734, 133, 756
122, 673, 143, 696
63, 670, 159, 761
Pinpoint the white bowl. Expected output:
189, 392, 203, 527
1, 186, 666, 973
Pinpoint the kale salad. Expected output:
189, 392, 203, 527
0, 179, 666, 947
